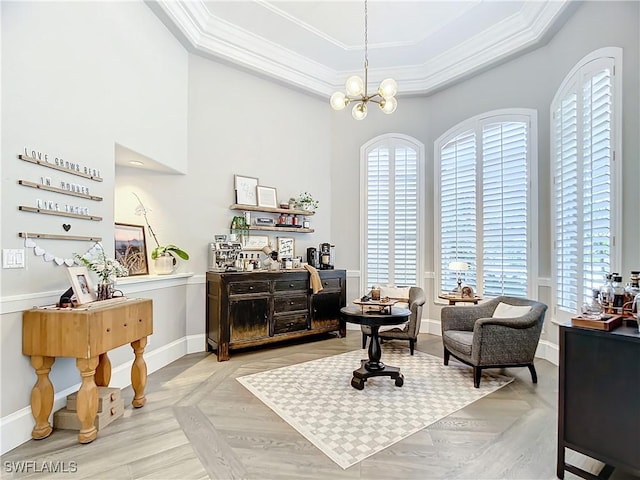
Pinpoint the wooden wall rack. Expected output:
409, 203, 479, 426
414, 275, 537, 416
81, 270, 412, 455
18, 232, 102, 242
19, 154, 103, 182
18, 180, 103, 201
19, 206, 102, 221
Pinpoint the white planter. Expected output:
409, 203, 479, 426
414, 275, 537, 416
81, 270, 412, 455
154, 255, 175, 275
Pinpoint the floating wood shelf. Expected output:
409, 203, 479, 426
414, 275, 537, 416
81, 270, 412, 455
19, 154, 103, 182
19, 206, 102, 221
18, 180, 103, 201
248, 225, 314, 233
18, 232, 102, 242
230, 204, 315, 216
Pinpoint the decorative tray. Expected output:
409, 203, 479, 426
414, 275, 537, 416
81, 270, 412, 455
570, 315, 622, 331
352, 298, 398, 315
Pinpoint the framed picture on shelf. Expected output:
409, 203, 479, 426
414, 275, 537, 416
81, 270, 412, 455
257, 186, 278, 208
242, 235, 269, 251
114, 223, 149, 275
277, 237, 295, 258
66, 266, 97, 305
234, 175, 259, 205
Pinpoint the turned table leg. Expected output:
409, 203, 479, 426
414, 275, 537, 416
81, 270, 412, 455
75, 356, 99, 444
131, 337, 148, 408
29, 355, 55, 439
94, 352, 111, 387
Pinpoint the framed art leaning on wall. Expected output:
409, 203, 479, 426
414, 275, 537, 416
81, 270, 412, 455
114, 223, 149, 276
66, 266, 97, 304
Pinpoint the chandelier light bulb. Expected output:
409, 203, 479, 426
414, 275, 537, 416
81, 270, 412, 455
345, 75, 364, 96
352, 102, 367, 120
378, 78, 398, 98
379, 96, 398, 114
330, 91, 348, 111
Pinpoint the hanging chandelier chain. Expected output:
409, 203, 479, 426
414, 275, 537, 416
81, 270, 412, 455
364, 0, 368, 70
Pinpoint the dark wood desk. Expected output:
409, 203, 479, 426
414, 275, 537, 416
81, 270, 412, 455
557, 323, 640, 479
340, 306, 410, 390
22, 298, 153, 444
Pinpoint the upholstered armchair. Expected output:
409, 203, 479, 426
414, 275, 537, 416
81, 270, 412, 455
362, 286, 426, 355
441, 296, 548, 387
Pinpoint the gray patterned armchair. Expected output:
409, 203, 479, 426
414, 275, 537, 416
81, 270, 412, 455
441, 296, 548, 387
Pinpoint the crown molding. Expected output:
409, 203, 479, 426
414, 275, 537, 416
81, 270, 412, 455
150, 0, 571, 98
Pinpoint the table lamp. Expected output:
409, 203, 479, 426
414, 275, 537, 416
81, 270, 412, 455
448, 261, 469, 293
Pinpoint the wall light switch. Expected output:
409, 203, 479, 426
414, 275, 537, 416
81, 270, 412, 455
3, 249, 25, 268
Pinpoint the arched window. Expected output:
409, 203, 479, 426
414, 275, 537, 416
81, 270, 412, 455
360, 134, 425, 289
551, 48, 622, 320
435, 109, 538, 298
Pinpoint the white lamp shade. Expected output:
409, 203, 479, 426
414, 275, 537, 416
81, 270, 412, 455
352, 102, 367, 120
345, 75, 364, 96
330, 91, 348, 110
379, 96, 397, 114
378, 78, 398, 98
448, 261, 469, 271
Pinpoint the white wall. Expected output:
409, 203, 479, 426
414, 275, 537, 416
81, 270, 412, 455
0, 1, 189, 453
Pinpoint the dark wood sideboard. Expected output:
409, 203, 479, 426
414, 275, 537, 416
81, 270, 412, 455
206, 269, 346, 361
557, 323, 640, 479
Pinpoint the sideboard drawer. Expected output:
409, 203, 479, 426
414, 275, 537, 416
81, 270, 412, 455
273, 314, 308, 335
274, 279, 308, 292
319, 278, 342, 290
274, 295, 308, 314
228, 281, 270, 295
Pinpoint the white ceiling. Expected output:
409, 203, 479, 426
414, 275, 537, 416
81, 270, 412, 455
148, 0, 574, 98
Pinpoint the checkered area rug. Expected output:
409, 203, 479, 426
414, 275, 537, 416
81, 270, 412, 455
237, 345, 513, 469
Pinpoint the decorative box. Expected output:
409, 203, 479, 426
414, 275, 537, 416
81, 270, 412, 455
54, 386, 124, 431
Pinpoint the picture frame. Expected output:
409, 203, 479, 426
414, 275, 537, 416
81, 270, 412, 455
234, 175, 259, 205
114, 223, 149, 276
277, 237, 295, 258
66, 266, 97, 305
242, 234, 270, 251
256, 185, 278, 208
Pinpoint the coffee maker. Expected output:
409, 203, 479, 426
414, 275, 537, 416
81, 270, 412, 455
306, 247, 319, 268
319, 243, 335, 270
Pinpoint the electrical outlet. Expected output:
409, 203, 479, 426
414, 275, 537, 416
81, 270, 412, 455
3, 249, 25, 268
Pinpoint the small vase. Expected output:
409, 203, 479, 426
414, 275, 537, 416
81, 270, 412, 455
155, 254, 175, 275
96, 279, 115, 300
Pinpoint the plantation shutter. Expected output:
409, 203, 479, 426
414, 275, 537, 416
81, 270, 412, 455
440, 130, 476, 292
553, 58, 613, 313
365, 141, 419, 287
482, 121, 528, 296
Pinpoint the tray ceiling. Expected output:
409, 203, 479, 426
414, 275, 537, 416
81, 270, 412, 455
147, 0, 573, 98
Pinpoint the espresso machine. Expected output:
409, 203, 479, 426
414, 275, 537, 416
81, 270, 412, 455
319, 243, 335, 270
208, 237, 243, 271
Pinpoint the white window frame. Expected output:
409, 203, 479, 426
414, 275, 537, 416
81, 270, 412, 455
550, 47, 622, 323
359, 133, 425, 290
434, 109, 538, 300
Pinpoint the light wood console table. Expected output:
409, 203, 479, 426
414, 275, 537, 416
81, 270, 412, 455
22, 298, 153, 444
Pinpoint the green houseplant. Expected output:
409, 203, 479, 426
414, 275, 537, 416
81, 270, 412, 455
133, 193, 189, 274
230, 215, 250, 244
294, 191, 319, 212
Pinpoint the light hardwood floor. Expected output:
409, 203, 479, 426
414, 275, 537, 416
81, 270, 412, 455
3, 332, 637, 479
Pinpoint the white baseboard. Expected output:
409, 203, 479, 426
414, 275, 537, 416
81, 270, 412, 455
186, 334, 206, 354
0, 337, 188, 455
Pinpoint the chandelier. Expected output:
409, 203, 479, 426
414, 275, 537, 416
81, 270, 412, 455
329, 0, 398, 120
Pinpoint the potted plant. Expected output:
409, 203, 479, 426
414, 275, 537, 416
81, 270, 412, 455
133, 193, 190, 274
294, 191, 319, 212
230, 215, 250, 244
